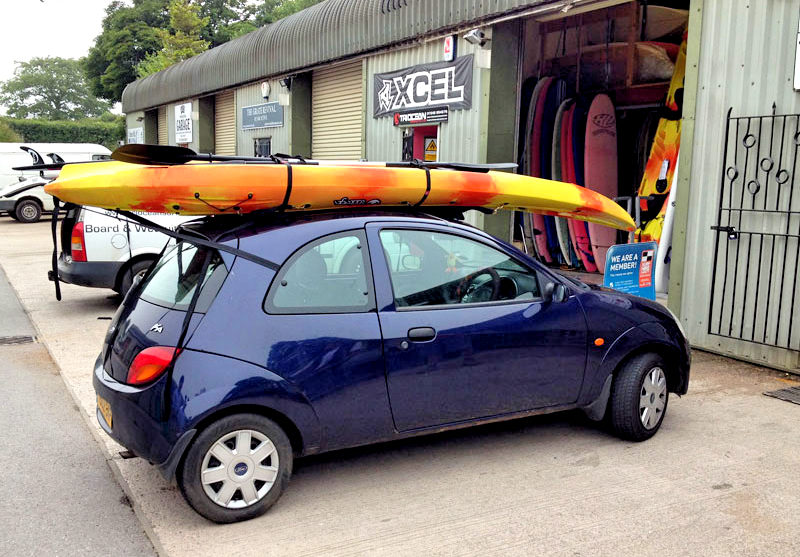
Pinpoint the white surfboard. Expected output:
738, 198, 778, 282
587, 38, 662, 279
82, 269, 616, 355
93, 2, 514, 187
655, 155, 679, 293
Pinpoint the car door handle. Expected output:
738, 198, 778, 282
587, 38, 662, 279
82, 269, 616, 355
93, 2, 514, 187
408, 327, 436, 342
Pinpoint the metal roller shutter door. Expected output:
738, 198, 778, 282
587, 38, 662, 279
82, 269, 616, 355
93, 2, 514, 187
214, 91, 236, 155
312, 60, 363, 159
157, 106, 168, 145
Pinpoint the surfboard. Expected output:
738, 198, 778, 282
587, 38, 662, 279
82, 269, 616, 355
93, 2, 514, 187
539, 78, 565, 263
655, 155, 679, 293
570, 101, 598, 273
554, 98, 579, 267
585, 94, 619, 271
45, 159, 636, 230
529, 77, 554, 262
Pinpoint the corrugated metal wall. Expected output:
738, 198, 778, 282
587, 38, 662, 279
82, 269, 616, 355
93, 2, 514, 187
236, 79, 291, 156
681, 0, 800, 370
214, 91, 236, 155
312, 60, 364, 159
365, 39, 490, 164
157, 106, 168, 145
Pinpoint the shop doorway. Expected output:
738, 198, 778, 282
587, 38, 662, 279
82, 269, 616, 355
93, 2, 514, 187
402, 125, 439, 162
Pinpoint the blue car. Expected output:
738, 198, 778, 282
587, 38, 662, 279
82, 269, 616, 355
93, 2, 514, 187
93, 210, 690, 523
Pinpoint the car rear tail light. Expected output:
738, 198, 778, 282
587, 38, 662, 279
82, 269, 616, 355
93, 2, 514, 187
71, 221, 87, 262
127, 346, 180, 386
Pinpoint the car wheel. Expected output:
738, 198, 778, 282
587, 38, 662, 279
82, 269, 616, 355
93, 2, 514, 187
609, 353, 669, 441
15, 200, 42, 223
178, 414, 293, 523
117, 259, 153, 294
8, 211, 19, 221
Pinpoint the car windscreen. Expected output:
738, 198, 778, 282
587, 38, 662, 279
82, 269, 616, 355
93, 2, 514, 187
138, 242, 228, 312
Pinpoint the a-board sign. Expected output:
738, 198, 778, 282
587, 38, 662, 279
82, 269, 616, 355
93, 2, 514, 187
603, 242, 657, 300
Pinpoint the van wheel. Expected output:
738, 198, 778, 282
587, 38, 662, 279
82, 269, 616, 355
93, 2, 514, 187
609, 353, 670, 441
178, 414, 293, 523
15, 200, 41, 223
117, 259, 153, 294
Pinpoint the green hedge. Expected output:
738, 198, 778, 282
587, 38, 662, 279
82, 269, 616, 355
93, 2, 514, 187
1, 117, 124, 151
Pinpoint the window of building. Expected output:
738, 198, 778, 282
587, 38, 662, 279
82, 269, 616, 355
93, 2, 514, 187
254, 137, 272, 157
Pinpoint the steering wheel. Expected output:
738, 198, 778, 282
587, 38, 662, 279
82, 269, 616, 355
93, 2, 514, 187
456, 267, 501, 303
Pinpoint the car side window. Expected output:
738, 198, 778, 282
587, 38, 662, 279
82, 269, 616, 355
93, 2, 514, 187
378, 229, 541, 308
265, 231, 373, 314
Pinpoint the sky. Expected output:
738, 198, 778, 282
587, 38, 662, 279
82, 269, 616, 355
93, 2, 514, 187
0, 0, 117, 110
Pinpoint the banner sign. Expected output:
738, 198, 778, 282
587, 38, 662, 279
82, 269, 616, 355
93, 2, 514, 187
126, 127, 144, 144
603, 242, 657, 300
393, 108, 449, 126
175, 102, 193, 143
242, 102, 284, 130
374, 55, 473, 118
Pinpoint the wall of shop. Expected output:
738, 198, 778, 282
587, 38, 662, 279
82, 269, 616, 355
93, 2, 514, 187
236, 78, 291, 157
679, 0, 800, 370
365, 38, 491, 164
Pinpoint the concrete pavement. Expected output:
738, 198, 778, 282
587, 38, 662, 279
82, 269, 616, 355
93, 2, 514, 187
1, 217, 799, 557
0, 261, 155, 556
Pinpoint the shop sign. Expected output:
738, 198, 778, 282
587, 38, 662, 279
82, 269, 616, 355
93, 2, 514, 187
374, 55, 473, 118
603, 242, 657, 300
241, 102, 284, 130
174, 102, 193, 143
126, 127, 144, 144
393, 108, 449, 126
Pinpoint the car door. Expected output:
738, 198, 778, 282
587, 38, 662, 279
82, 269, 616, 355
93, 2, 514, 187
367, 223, 588, 432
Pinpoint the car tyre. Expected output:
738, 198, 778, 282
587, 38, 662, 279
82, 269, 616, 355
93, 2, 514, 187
178, 414, 293, 523
117, 259, 154, 294
15, 200, 42, 223
609, 353, 669, 441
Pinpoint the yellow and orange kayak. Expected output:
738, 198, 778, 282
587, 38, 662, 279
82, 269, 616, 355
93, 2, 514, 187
46, 160, 635, 231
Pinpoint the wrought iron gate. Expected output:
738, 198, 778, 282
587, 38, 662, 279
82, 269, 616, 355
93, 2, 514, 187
709, 107, 800, 351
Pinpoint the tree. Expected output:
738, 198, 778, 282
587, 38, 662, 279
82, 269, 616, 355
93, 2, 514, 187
137, 0, 211, 78
255, 0, 323, 25
199, 0, 258, 47
0, 57, 109, 120
84, 0, 170, 102
0, 119, 22, 142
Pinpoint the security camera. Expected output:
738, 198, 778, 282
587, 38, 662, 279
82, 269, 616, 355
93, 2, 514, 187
464, 28, 488, 47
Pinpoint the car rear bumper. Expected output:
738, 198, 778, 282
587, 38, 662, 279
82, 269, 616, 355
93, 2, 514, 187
93, 355, 192, 480
57, 253, 121, 289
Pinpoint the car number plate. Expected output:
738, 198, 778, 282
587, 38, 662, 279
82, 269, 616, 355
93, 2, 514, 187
97, 394, 112, 428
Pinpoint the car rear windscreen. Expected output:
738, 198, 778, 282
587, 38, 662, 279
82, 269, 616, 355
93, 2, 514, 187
138, 242, 228, 312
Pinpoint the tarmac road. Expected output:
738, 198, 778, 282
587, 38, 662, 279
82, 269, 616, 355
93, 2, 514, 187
1, 217, 800, 557
0, 263, 155, 556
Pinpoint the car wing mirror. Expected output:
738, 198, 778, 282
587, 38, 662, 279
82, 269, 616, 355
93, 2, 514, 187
543, 281, 567, 303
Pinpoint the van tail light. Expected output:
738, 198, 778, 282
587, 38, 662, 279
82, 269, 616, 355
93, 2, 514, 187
71, 221, 87, 262
127, 346, 180, 386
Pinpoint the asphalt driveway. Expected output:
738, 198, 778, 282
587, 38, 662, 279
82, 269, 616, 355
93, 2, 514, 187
1, 216, 798, 557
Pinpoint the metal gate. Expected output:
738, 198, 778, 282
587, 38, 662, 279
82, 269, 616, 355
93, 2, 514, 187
709, 106, 800, 351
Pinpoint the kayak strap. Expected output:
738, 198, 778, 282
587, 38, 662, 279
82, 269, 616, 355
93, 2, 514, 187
163, 247, 213, 419
409, 159, 431, 207
116, 210, 280, 271
50, 198, 62, 301
280, 163, 293, 209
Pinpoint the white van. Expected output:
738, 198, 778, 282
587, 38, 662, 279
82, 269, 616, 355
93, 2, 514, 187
0, 143, 111, 222
56, 205, 195, 294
